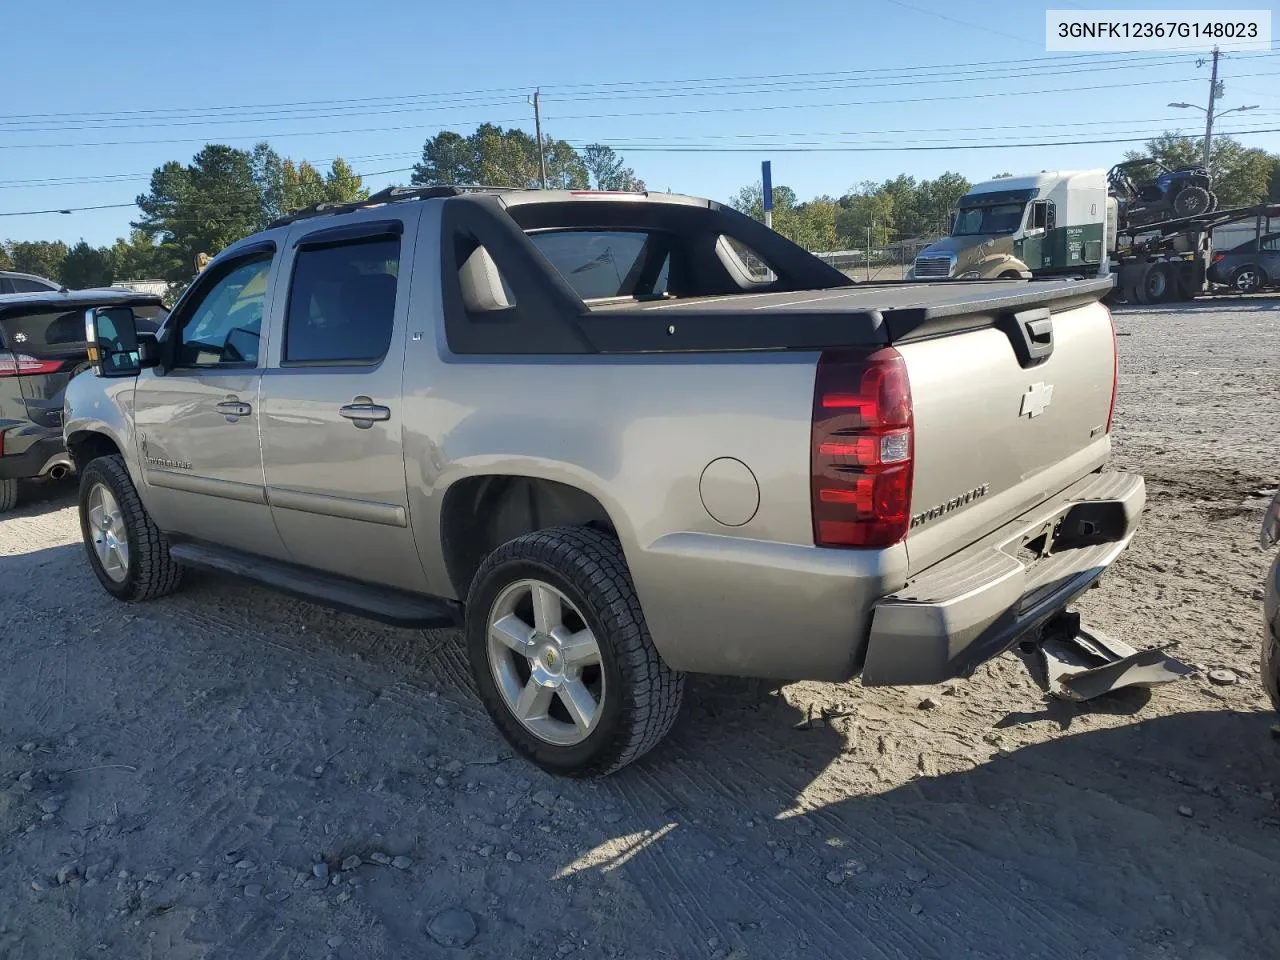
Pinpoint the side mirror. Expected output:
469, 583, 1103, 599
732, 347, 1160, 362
83, 306, 160, 378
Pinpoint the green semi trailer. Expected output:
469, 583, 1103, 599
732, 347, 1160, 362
909, 169, 1279, 304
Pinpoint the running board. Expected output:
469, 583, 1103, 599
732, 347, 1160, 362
169, 542, 464, 629
1023, 611, 1193, 701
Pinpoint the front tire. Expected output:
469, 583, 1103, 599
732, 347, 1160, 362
465, 526, 685, 777
1263, 634, 1280, 712
78, 455, 183, 602
1172, 185, 1211, 218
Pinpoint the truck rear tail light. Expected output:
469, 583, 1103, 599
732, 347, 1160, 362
1105, 307, 1119, 434
1212, 253, 1225, 264
0, 354, 62, 377
811, 348, 914, 548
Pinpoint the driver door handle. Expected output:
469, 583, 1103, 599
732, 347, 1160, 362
215, 400, 252, 418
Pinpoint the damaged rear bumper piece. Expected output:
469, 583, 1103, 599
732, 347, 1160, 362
1030, 611, 1193, 700
862, 470, 1156, 690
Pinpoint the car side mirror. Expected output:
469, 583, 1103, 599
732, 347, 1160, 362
83, 306, 161, 378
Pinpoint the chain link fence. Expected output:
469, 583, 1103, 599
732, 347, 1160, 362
812, 238, 939, 282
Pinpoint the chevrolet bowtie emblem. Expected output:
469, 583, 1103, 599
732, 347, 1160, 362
1019, 382, 1054, 418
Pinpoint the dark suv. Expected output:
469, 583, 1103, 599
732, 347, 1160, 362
0, 271, 61, 294
1, 289, 165, 512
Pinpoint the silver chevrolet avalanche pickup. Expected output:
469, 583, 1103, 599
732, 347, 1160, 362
63, 186, 1143, 775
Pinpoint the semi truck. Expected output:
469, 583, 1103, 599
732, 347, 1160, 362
909, 169, 1280, 304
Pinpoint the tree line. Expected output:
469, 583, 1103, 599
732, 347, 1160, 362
0, 143, 369, 288
4, 128, 1279, 290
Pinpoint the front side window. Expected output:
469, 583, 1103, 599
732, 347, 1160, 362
951, 203, 1026, 237
1029, 200, 1056, 231
284, 236, 401, 365
177, 257, 272, 368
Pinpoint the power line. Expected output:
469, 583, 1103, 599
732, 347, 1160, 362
879, 0, 1034, 45
6, 68, 1279, 153
3, 48, 1274, 130
7, 123, 1280, 219
7, 52, 1275, 134
571, 124, 1280, 153
0, 164, 418, 217
0, 115, 1220, 191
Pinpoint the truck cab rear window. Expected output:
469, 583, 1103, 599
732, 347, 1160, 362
527, 230, 670, 301
284, 237, 401, 365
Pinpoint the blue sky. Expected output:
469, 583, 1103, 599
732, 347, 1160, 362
3, 0, 1279, 248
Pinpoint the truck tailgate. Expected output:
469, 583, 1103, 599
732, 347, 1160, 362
896, 296, 1116, 575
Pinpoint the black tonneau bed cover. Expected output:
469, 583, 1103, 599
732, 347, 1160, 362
580, 276, 1114, 353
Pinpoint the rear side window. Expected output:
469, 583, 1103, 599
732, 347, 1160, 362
720, 236, 774, 282
527, 230, 670, 301
284, 236, 400, 365
0, 309, 87, 357
9, 277, 58, 293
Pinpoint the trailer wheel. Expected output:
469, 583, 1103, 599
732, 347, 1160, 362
1134, 264, 1171, 304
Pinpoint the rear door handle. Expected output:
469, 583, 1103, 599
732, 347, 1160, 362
339, 398, 391, 428
215, 400, 252, 419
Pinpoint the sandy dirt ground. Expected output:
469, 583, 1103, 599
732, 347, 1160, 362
1, 298, 1277, 960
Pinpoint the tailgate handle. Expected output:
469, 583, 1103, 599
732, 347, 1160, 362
1000, 307, 1054, 368
1025, 317, 1052, 344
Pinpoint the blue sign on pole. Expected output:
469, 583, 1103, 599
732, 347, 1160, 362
761, 161, 773, 212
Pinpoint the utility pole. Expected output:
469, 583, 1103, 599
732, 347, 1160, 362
1202, 46, 1220, 170
531, 89, 548, 190
761, 161, 775, 281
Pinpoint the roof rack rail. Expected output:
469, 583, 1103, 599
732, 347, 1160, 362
266, 184, 518, 229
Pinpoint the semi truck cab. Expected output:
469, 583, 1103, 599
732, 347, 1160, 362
910, 170, 1110, 282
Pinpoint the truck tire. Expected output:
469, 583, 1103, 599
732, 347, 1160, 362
78, 455, 183, 602
465, 525, 685, 777
1263, 632, 1280, 712
1172, 186, 1211, 218
1134, 264, 1171, 304
0, 478, 17, 513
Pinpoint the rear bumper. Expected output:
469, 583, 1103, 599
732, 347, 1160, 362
0, 429, 72, 481
861, 470, 1145, 686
